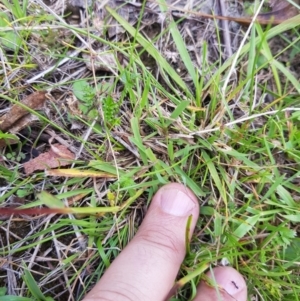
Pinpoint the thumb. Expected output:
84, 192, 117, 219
83, 183, 199, 301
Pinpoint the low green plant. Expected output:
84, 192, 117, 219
16, 183, 33, 197
244, 0, 271, 15
0, 12, 22, 51
72, 79, 121, 126
72, 79, 96, 115
0, 0, 28, 51
1, 0, 28, 20
5, 151, 25, 162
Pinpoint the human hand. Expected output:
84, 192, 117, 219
83, 183, 247, 301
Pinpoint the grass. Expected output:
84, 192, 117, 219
0, 0, 300, 300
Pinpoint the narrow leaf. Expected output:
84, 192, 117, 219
106, 6, 193, 98
45, 169, 117, 178
22, 263, 47, 301
37, 191, 65, 208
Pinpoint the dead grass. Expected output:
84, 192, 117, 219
0, 0, 300, 301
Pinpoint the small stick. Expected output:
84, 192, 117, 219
218, 0, 233, 57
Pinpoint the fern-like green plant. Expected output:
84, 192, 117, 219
72, 80, 121, 126
102, 95, 121, 126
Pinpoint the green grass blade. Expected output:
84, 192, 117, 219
202, 151, 226, 201
106, 6, 193, 99
37, 191, 65, 208
1, 297, 33, 301
232, 214, 260, 240
158, 0, 197, 86
167, 100, 190, 126
130, 117, 148, 164
22, 263, 47, 301
204, 14, 300, 90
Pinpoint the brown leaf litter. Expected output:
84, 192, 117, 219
0, 91, 47, 147
23, 143, 76, 175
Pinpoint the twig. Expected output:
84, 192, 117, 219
26, 47, 84, 84
191, 107, 300, 136
0, 46, 11, 89
221, 1, 265, 95
57, 118, 98, 252
0, 25, 80, 32
112, 132, 141, 159
52, 231, 74, 300
27, 0, 118, 84
218, 0, 232, 57
20, 216, 53, 294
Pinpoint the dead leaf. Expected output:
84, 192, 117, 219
256, 0, 299, 24
0, 91, 47, 148
66, 95, 83, 118
8, 114, 40, 134
67, 192, 90, 206
0, 134, 19, 148
68, 0, 92, 9
46, 129, 76, 151
0, 91, 47, 132
23, 143, 75, 175
82, 50, 119, 72
50, 143, 75, 159
45, 168, 117, 178
99, 1, 135, 38
269, 0, 291, 9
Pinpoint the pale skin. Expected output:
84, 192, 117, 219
83, 183, 247, 301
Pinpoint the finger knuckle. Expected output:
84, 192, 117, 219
99, 287, 141, 301
137, 223, 182, 257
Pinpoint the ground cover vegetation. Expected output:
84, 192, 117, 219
0, 0, 300, 300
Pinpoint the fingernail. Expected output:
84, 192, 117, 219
160, 188, 196, 217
